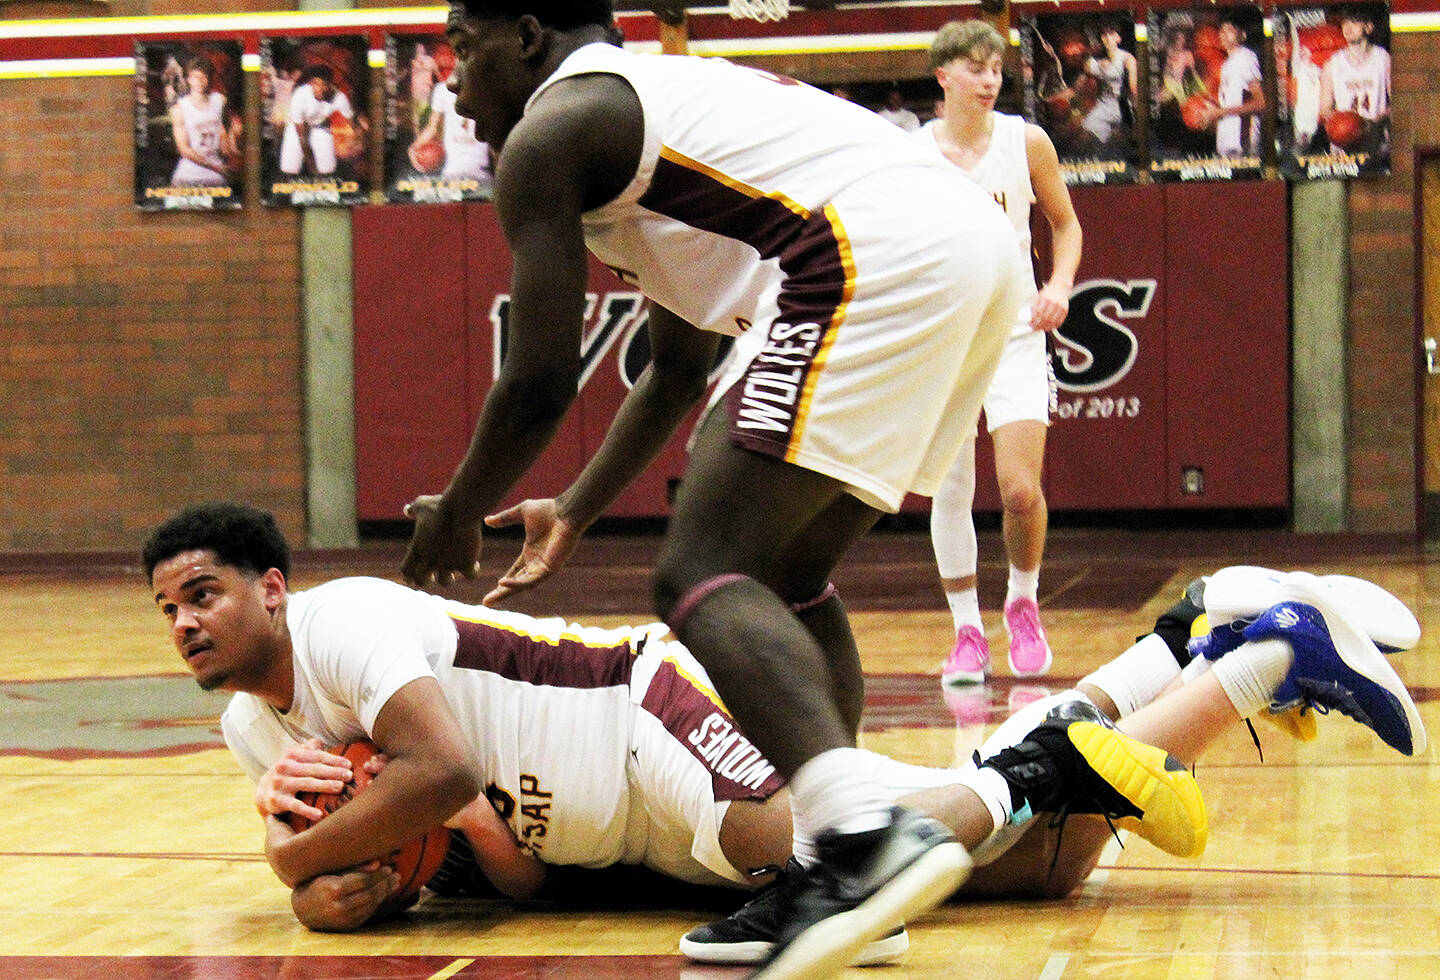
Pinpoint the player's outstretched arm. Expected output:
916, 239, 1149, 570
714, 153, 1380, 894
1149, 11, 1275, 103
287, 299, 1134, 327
401, 74, 642, 589
482, 304, 719, 606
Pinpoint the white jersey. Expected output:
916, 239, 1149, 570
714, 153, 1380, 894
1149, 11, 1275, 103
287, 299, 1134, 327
529, 42, 954, 337
220, 577, 779, 875
1217, 46, 1262, 156
1325, 44, 1390, 120
431, 82, 490, 180
916, 116, 1038, 338
171, 92, 228, 187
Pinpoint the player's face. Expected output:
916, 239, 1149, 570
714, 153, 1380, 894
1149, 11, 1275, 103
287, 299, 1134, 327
152, 549, 279, 693
187, 68, 210, 94
1341, 18, 1371, 44
938, 53, 1003, 113
445, 5, 532, 151
1219, 23, 1242, 51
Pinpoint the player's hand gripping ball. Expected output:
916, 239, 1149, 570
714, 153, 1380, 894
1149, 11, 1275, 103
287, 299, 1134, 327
283, 739, 451, 913
1324, 110, 1365, 149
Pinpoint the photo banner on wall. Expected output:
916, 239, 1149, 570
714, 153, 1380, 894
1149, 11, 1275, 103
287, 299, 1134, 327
1275, 2, 1391, 179
1146, 6, 1266, 182
260, 34, 373, 206
383, 33, 494, 204
1019, 10, 1139, 185
133, 40, 244, 211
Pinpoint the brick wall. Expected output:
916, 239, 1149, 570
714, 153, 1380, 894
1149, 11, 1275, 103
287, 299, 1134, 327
1346, 32, 1437, 532
0, 70, 304, 552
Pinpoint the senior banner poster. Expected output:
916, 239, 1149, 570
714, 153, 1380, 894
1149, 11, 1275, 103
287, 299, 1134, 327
383, 34, 494, 204
1019, 11, 1139, 185
1146, 6, 1266, 182
260, 35, 373, 206
1275, 2, 1391, 179
133, 41, 244, 211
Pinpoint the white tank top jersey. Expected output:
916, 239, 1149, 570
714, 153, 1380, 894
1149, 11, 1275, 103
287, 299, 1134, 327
171, 92, 228, 185
220, 577, 675, 869
917, 114, 1038, 337
1326, 45, 1390, 120
527, 42, 956, 337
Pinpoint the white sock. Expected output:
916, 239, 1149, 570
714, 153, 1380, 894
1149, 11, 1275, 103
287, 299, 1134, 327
951, 765, 1015, 832
945, 587, 983, 631
1210, 639, 1295, 717
789, 748, 893, 860
1007, 565, 1039, 604
1079, 633, 1183, 718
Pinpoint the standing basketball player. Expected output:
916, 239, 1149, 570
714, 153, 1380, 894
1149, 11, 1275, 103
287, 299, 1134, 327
919, 21, 1082, 687
1212, 16, 1264, 158
396, 2, 1027, 974
1318, 7, 1390, 156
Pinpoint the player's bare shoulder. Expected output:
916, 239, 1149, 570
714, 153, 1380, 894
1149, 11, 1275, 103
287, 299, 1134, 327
502, 72, 642, 211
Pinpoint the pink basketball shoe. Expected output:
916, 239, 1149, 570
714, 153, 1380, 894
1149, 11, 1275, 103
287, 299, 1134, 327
941, 624, 990, 686
1004, 597, 1054, 677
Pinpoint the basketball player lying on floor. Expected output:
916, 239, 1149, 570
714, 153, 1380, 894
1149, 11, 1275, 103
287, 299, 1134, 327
145, 503, 1426, 958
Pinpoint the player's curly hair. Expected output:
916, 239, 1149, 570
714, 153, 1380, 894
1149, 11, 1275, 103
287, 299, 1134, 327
455, 0, 615, 31
929, 20, 1007, 70
143, 501, 291, 581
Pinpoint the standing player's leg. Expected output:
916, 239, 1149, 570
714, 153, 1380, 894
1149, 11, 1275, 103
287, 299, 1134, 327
931, 438, 990, 686
992, 418, 1051, 676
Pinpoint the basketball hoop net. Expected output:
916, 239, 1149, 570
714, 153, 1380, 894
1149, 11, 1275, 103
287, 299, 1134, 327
728, 0, 790, 22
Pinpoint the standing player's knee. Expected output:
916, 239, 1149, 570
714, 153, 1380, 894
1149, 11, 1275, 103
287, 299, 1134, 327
998, 477, 1045, 517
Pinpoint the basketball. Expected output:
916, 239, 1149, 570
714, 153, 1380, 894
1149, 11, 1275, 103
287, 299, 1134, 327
413, 140, 444, 173
284, 739, 451, 913
1325, 110, 1365, 149
1181, 94, 1215, 131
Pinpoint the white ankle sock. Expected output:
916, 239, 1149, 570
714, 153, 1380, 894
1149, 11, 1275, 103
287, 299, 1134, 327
1080, 633, 1183, 718
1210, 639, 1295, 717
1007, 566, 1039, 604
946, 587, 983, 631
789, 748, 893, 852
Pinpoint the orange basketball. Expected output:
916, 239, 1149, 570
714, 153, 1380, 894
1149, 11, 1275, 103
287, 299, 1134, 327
1182, 94, 1215, 131
413, 140, 444, 173
1325, 110, 1365, 149
284, 739, 451, 914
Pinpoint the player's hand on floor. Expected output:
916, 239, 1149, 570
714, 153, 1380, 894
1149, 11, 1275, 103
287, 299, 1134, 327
291, 862, 401, 932
401, 493, 483, 588
256, 738, 354, 821
482, 498, 581, 606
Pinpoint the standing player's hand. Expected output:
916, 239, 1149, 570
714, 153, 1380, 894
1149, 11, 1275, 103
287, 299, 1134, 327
1030, 281, 1071, 333
256, 738, 354, 822
482, 498, 582, 606
401, 494, 483, 588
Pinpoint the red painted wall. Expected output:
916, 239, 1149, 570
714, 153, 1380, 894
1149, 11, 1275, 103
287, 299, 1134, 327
354, 184, 1288, 521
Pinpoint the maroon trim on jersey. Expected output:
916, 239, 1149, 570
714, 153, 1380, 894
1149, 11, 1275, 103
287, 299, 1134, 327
639, 657, 784, 802
637, 151, 848, 459
449, 616, 634, 690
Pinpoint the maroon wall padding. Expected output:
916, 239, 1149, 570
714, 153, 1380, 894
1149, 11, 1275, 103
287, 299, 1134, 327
353, 203, 472, 521
1163, 180, 1290, 507
354, 185, 1290, 521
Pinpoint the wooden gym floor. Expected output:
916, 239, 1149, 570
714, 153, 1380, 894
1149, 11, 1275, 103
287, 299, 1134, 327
2, 526, 1438, 978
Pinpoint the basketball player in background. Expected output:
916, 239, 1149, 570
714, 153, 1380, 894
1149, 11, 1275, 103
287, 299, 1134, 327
144, 501, 1213, 943
280, 65, 355, 177
918, 21, 1082, 688
1211, 16, 1264, 159
408, 64, 493, 184
1318, 6, 1390, 156
395, 2, 1030, 973
168, 56, 239, 187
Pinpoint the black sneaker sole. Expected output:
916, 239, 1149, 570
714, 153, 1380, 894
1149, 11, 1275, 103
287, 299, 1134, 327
679, 926, 910, 965
750, 841, 970, 980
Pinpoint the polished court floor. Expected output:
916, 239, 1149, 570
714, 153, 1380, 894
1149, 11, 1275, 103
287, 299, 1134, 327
2, 526, 1438, 978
